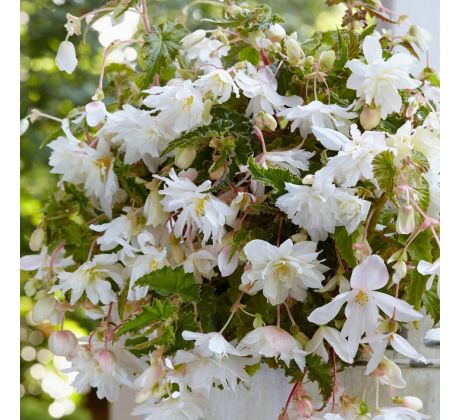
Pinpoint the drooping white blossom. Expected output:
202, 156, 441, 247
304, 326, 353, 364
56, 40, 78, 74
20, 246, 74, 281
235, 63, 302, 117
155, 169, 233, 245
241, 239, 328, 305
261, 146, 315, 176
278, 100, 357, 138
52, 254, 123, 305
346, 35, 421, 118
237, 326, 307, 369
194, 69, 239, 103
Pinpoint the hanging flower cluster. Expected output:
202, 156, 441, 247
21, 1, 440, 419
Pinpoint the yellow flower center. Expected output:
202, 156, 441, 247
150, 259, 158, 271
195, 196, 208, 216
355, 289, 368, 305
182, 96, 194, 111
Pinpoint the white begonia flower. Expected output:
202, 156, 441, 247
276, 170, 340, 242
20, 246, 74, 281
308, 255, 423, 356
313, 124, 387, 187
261, 146, 315, 176
132, 391, 206, 420
386, 120, 439, 164
235, 63, 302, 118
104, 104, 173, 172
65, 337, 145, 403
143, 79, 205, 135
155, 169, 233, 245
182, 331, 242, 358
183, 247, 218, 282
409, 24, 432, 53
362, 331, 426, 375
48, 330, 79, 358
237, 326, 307, 370
417, 258, 440, 291
172, 340, 251, 394
55, 40, 78, 74
266, 23, 286, 42
346, 35, 421, 119
182, 33, 229, 73
241, 239, 328, 305
124, 231, 169, 301
371, 356, 407, 389
335, 188, 371, 234
194, 69, 239, 104
217, 245, 240, 277
373, 406, 429, 420
85, 101, 107, 127
305, 326, 353, 364
52, 254, 123, 305
278, 100, 357, 138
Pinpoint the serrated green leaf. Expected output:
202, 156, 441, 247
141, 23, 188, 90
423, 288, 440, 325
406, 270, 426, 310
306, 354, 333, 400
116, 299, 177, 336
248, 157, 301, 195
136, 266, 200, 302
333, 226, 359, 268
417, 176, 431, 213
239, 46, 260, 65
372, 150, 396, 195
407, 229, 432, 262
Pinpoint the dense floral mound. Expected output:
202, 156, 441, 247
21, 1, 439, 418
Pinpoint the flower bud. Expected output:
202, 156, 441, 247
285, 37, 304, 66
144, 188, 168, 227
85, 101, 107, 127
255, 112, 277, 131
319, 50, 336, 70
29, 227, 45, 252
267, 24, 286, 42
181, 30, 206, 50
175, 147, 197, 169
253, 314, 264, 329
48, 330, 78, 357
228, 4, 243, 16
302, 174, 314, 185
291, 232, 308, 243
98, 349, 116, 373
396, 204, 416, 235
20, 118, 30, 136
209, 165, 226, 180
360, 107, 381, 130
24, 280, 37, 297
55, 40, 78, 74
392, 260, 407, 284
393, 396, 423, 411
32, 295, 56, 323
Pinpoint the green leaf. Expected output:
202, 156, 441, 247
333, 226, 359, 268
116, 299, 177, 337
239, 47, 260, 65
141, 23, 189, 90
136, 266, 200, 302
406, 270, 426, 310
306, 354, 333, 400
416, 176, 431, 213
117, 283, 130, 322
372, 150, 396, 195
407, 229, 432, 262
248, 157, 301, 195
423, 288, 440, 325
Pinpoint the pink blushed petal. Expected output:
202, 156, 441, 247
218, 245, 239, 277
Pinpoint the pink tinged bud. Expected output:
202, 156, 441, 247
32, 296, 56, 323
359, 107, 381, 131
29, 227, 45, 252
396, 204, 416, 235
401, 396, 423, 411
295, 398, 314, 417
85, 101, 107, 127
55, 40, 78, 74
98, 349, 116, 373
263, 326, 297, 352
48, 330, 78, 357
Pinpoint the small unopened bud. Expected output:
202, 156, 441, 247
175, 147, 197, 169
253, 314, 264, 329
98, 349, 116, 372
32, 296, 56, 323
181, 30, 206, 50
255, 112, 277, 131
291, 232, 308, 243
209, 165, 226, 180
20, 118, 30, 136
319, 50, 336, 70
396, 204, 416, 235
285, 37, 304, 66
48, 330, 78, 357
85, 101, 107, 127
394, 395, 423, 411
302, 174, 314, 185
29, 227, 45, 251
392, 260, 407, 284
360, 107, 381, 130
24, 280, 36, 297
144, 188, 168, 227
267, 24, 286, 42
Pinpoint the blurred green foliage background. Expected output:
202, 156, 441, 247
20, 1, 342, 418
